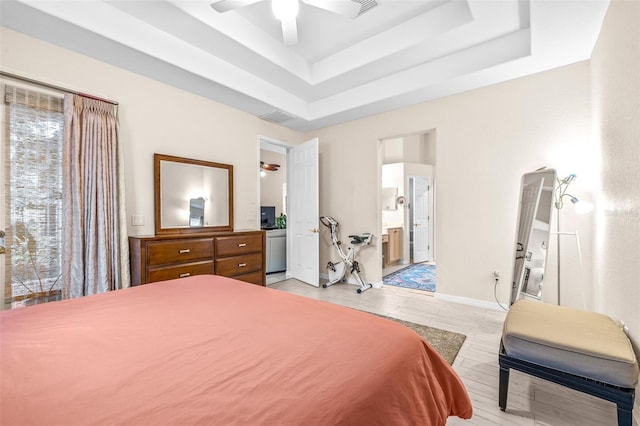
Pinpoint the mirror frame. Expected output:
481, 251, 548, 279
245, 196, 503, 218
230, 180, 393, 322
154, 153, 234, 235
509, 168, 556, 305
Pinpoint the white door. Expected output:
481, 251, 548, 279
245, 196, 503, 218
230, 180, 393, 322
412, 176, 430, 263
288, 138, 319, 286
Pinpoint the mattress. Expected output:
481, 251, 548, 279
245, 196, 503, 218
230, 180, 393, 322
1, 275, 472, 425
502, 299, 639, 387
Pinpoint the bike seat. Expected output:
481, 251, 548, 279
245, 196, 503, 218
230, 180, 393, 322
349, 233, 372, 245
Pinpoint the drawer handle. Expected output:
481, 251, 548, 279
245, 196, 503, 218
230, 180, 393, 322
237, 243, 247, 247
179, 249, 191, 254
179, 273, 191, 278
238, 263, 247, 267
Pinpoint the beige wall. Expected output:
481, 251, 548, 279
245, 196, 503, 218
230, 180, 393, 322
382, 137, 404, 164
0, 28, 303, 238
306, 62, 594, 306
591, 0, 640, 346
5, 23, 629, 316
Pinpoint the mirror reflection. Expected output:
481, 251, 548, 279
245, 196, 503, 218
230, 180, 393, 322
510, 168, 556, 305
154, 154, 233, 235
189, 197, 205, 227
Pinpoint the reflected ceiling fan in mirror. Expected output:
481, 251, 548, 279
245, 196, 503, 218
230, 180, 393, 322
210, 0, 361, 44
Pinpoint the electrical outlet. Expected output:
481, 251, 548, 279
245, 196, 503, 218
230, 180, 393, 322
493, 271, 500, 280
620, 320, 630, 334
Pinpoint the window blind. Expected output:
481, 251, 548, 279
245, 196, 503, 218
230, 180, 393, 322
4, 85, 64, 307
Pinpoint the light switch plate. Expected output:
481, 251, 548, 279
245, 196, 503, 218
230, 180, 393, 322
132, 215, 145, 226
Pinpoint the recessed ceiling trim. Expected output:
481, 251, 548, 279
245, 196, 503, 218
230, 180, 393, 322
18, 0, 310, 117
3, 0, 611, 132
168, 0, 312, 81
303, 2, 527, 102
308, 29, 532, 120
312, 0, 473, 84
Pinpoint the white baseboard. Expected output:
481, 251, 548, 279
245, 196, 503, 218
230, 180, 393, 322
321, 273, 507, 310
434, 292, 508, 311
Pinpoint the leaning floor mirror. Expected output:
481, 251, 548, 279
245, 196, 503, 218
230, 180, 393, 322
510, 168, 556, 305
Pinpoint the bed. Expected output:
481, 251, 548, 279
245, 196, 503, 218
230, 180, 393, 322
1, 275, 472, 425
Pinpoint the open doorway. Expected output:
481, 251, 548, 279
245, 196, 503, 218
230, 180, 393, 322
380, 131, 437, 292
259, 136, 320, 287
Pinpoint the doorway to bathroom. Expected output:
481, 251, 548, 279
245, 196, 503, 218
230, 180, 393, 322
381, 131, 437, 292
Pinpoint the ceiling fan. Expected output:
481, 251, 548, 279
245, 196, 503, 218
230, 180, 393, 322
210, 0, 361, 45
260, 161, 281, 172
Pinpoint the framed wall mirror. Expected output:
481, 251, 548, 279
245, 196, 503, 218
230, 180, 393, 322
382, 187, 398, 210
154, 154, 234, 235
510, 168, 556, 305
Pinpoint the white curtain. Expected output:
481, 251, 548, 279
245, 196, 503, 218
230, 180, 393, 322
62, 94, 129, 298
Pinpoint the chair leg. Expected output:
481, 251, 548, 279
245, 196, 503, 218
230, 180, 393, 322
616, 404, 632, 426
499, 365, 510, 411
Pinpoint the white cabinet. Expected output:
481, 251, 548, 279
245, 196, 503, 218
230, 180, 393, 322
266, 229, 286, 273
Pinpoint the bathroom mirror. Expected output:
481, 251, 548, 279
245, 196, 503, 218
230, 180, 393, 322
154, 154, 233, 235
382, 187, 398, 210
510, 168, 556, 305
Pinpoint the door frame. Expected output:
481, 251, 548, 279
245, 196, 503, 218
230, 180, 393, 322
258, 136, 320, 286
258, 136, 291, 279
379, 131, 437, 280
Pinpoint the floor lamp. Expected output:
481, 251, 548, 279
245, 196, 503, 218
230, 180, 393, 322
553, 174, 592, 305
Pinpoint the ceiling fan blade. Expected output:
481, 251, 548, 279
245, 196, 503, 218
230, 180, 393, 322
260, 162, 280, 171
281, 19, 298, 45
302, 0, 361, 19
210, 0, 262, 13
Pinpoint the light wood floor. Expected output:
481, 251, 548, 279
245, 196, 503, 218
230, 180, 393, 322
269, 279, 639, 426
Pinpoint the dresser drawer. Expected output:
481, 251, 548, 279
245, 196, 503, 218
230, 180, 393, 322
147, 238, 213, 266
215, 253, 262, 277
215, 234, 262, 257
148, 261, 214, 283
232, 271, 264, 286
129, 231, 265, 286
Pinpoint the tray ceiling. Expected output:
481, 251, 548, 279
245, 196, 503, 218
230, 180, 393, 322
0, 0, 609, 131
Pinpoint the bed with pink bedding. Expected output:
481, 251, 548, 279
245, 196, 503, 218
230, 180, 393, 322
1, 275, 472, 425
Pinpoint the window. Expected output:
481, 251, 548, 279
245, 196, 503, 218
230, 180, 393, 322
3, 85, 64, 308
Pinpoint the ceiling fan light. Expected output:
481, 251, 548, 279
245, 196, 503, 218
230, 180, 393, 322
272, 0, 299, 21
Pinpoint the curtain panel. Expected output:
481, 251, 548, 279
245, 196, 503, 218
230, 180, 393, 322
62, 94, 129, 298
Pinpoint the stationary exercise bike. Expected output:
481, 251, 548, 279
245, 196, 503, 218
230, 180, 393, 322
320, 216, 373, 294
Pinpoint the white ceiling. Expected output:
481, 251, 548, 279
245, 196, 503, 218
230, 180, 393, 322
0, 0, 610, 132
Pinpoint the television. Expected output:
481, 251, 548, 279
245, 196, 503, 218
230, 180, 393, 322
260, 206, 276, 229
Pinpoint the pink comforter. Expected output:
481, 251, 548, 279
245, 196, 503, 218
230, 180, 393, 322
1, 275, 472, 425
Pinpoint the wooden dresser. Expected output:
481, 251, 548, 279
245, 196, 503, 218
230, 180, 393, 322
129, 230, 266, 286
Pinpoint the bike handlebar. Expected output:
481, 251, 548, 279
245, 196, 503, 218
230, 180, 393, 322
320, 216, 338, 228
